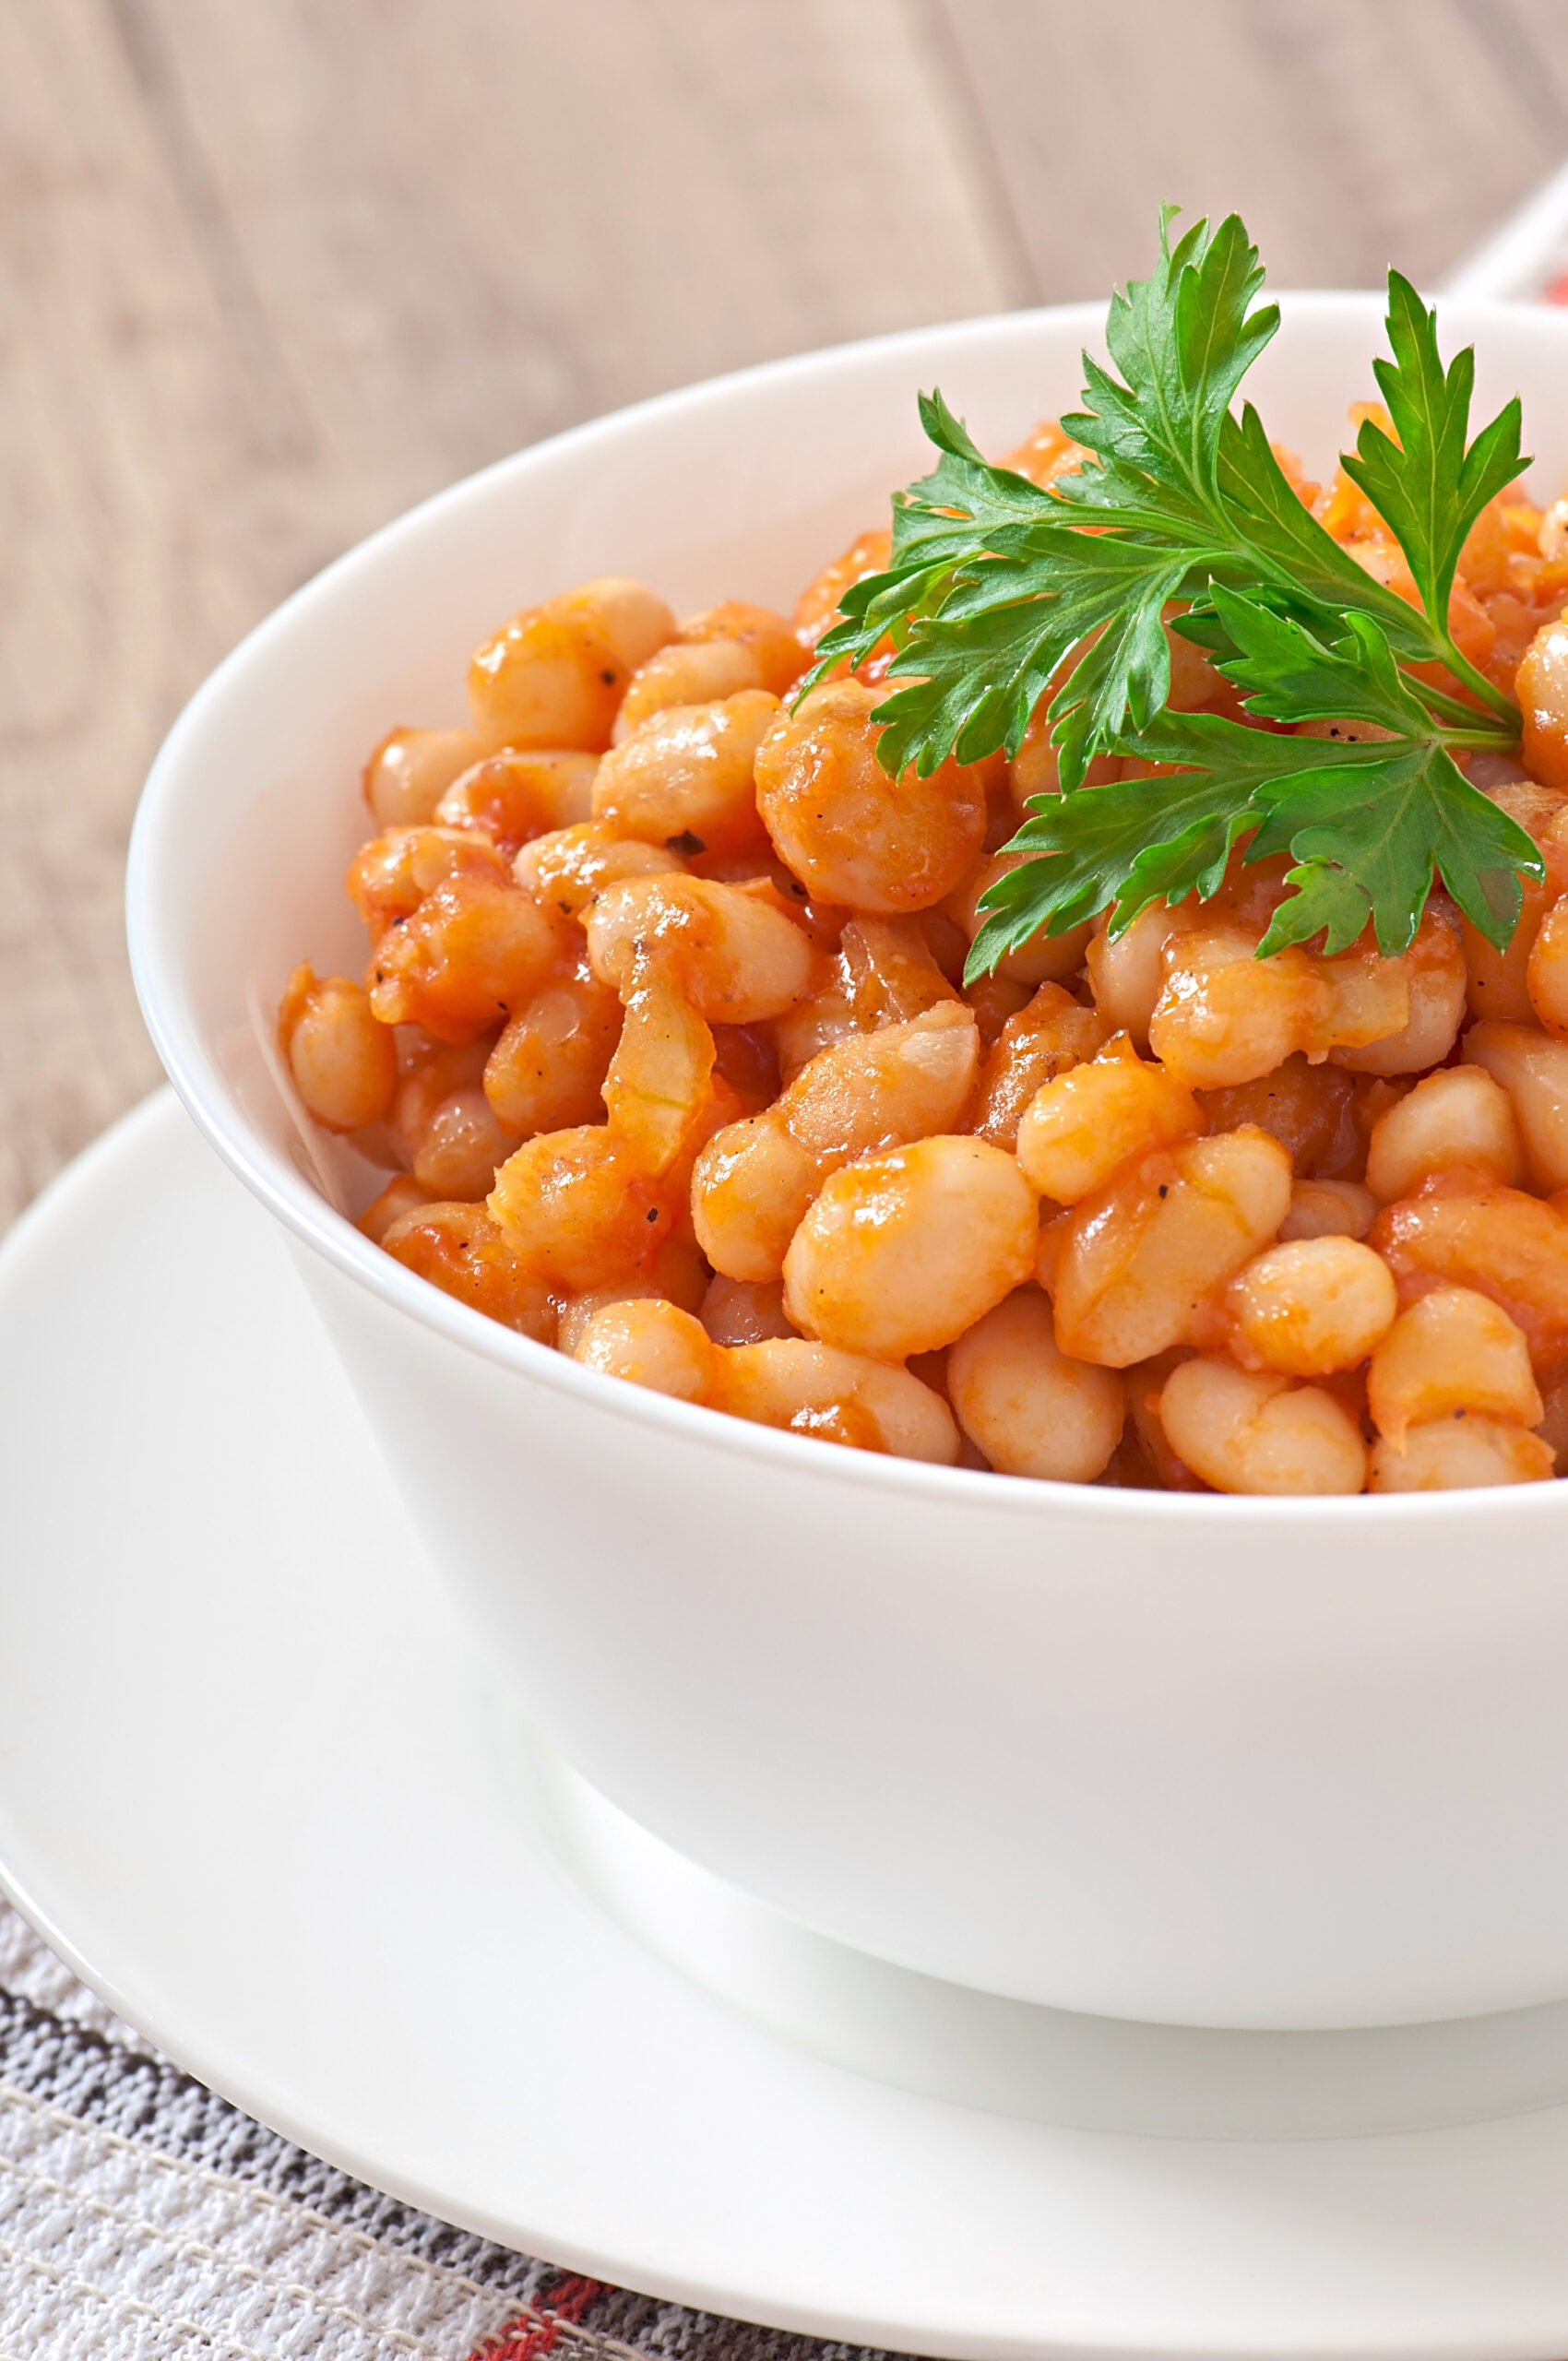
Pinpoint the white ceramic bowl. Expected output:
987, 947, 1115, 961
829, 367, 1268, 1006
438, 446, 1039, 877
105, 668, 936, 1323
129, 296, 1568, 2034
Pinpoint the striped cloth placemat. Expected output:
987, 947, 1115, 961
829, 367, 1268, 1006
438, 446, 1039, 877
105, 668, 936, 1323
0, 1900, 892, 2361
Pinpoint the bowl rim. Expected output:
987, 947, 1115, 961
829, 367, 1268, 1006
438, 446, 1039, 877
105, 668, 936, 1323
126, 291, 1568, 1528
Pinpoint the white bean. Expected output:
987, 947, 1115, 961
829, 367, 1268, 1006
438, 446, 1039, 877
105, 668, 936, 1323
948, 1288, 1124, 1480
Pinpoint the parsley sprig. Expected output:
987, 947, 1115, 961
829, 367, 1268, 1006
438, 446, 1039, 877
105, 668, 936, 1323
802, 208, 1543, 975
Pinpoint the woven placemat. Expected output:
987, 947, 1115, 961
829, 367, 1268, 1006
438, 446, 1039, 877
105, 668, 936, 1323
0, 1899, 893, 2361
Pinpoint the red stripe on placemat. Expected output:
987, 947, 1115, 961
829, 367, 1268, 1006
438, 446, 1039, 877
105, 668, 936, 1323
1544, 267, 1568, 304
470, 2274, 607, 2361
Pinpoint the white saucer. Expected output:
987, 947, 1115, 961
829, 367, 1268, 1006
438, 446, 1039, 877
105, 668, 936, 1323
10, 1093, 1568, 2358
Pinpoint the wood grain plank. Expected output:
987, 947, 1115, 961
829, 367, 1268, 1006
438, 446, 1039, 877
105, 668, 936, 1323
2, 0, 1559, 1233
0, 0, 230, 1222
0, 0, 1007, 1229
933, 0, 1568, 296
133, 0, 1011, 500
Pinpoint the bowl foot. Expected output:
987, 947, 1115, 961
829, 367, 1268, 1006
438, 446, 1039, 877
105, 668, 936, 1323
517, 1722, 1568, 2141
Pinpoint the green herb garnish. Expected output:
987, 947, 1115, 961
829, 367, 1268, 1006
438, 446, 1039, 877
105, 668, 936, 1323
802, 208, 1544, 976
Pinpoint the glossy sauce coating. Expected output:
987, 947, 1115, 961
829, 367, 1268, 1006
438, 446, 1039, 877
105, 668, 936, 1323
282, 419, 1568, 1489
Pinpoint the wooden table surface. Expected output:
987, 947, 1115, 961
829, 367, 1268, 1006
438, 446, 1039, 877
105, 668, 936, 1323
5, 0, 1566, 1229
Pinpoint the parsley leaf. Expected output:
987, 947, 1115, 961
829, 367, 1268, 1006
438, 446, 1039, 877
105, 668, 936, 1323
1206, 402, 1444, 666
802, 203, 1540, 976
968, 762, 1260, 977
807, 213, 1290, 785
867, 531, 1194, 781
1205, 585, 1429, 735
1054, 208, 1277, 522
970, 595, 1541, 979
1250, 749, 1534, 958
1340, 272, 1526, 723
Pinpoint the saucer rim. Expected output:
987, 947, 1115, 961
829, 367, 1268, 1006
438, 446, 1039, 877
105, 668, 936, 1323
7, 1091, 1568, 2360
